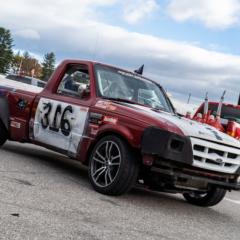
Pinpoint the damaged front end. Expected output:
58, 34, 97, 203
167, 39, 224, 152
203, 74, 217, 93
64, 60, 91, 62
140, 127, 240, 193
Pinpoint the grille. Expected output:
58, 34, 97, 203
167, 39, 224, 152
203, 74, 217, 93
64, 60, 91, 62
191, 137, 240, 174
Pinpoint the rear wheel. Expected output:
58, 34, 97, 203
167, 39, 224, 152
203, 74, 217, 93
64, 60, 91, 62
88, 135, 139, 196
183, 186, 226, 207
0, 121, 8, 147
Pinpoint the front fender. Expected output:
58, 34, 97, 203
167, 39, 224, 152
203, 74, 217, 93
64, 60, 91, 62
96, 123, 140, 148
77, 116, 144, 164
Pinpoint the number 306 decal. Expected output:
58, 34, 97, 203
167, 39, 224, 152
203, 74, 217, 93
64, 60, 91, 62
41, 103, 73, 136
34, 98, 88, 154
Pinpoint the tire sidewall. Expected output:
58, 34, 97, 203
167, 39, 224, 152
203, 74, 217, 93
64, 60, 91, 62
183, 187, 227, 207
88, 135, 137, 195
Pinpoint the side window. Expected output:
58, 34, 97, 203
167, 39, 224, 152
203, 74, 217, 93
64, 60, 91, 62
57, 65, 90, 99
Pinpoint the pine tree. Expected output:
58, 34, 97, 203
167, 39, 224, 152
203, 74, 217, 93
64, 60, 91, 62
41, 52, 56, 81
0, 27, 14, 74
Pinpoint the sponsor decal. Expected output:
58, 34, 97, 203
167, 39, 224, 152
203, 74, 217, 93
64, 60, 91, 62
10, 121, 21, 129
108, 105, 117, 111
118, 70, 145, 81
89, 124, 99, 135
103, 116, 118, 124
205, 127, 223, 141
95, 101, 117, 111
17, 99, 28, 110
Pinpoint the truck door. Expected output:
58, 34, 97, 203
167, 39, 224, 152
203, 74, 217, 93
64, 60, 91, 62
32, 64, 91, 157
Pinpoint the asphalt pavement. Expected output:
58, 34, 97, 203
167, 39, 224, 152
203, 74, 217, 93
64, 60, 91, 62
0, 141, 240, 240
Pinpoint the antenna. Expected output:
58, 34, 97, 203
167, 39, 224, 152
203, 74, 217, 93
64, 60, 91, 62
134, 65, 144, 75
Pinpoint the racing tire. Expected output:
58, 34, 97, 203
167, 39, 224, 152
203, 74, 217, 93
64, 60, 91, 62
88, 135, 139, 196
183, 187, 227, 207
0, 120, 8, 147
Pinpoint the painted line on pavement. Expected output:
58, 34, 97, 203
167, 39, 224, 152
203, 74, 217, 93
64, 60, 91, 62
225, 198, 240, 205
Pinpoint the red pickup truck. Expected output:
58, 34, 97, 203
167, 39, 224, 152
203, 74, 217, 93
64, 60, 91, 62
193, 101, 240, 139
1, 59, 240, 207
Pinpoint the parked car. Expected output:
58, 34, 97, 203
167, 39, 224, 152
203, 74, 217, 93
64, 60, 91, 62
6, 74, 46, 88
0, 59, 240, 207
0, 74, 42, 93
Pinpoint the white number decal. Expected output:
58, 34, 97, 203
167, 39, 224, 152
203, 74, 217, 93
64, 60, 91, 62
40, 102, 73, 136
34, 98, 88, 154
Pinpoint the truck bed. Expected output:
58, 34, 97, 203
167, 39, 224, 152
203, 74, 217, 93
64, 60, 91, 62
0, 75, 42, 142
0, 75, 42, 93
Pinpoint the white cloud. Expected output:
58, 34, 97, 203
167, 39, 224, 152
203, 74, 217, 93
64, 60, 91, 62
123, 0, 159, 24
167, 0, 240, 29
0, 0, 117, 29
14, 29, 40, 40
1, 0, 240, 103
13, 49, 43, 62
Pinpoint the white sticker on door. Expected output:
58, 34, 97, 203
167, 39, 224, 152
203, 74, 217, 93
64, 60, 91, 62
34, 98, 88, 155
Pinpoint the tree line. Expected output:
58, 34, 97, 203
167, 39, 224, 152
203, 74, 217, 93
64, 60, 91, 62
0, 27, 56, 81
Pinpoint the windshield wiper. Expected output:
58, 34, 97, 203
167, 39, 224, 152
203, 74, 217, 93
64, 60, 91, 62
151, 106, 167, 112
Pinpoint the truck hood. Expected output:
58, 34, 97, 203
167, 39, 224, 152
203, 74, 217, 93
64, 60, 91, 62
123, 103, 240, 149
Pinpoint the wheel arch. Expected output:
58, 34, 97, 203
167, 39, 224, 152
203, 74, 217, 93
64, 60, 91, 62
84, 129, 141, 166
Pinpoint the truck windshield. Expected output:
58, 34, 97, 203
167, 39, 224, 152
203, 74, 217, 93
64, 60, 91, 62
94, 64, 173, 113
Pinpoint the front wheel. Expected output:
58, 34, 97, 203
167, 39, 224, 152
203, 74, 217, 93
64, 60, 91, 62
183, 187, 226, 207
88, 135, 139, 196
0, 121, 8, 147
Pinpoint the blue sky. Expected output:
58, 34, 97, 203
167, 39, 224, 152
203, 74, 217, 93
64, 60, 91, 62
88, 0, 240, 55
1, 0, 240, 105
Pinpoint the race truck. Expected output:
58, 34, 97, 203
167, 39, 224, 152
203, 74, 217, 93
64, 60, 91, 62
1, 60, 240, 207
191, 92, 240, 139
